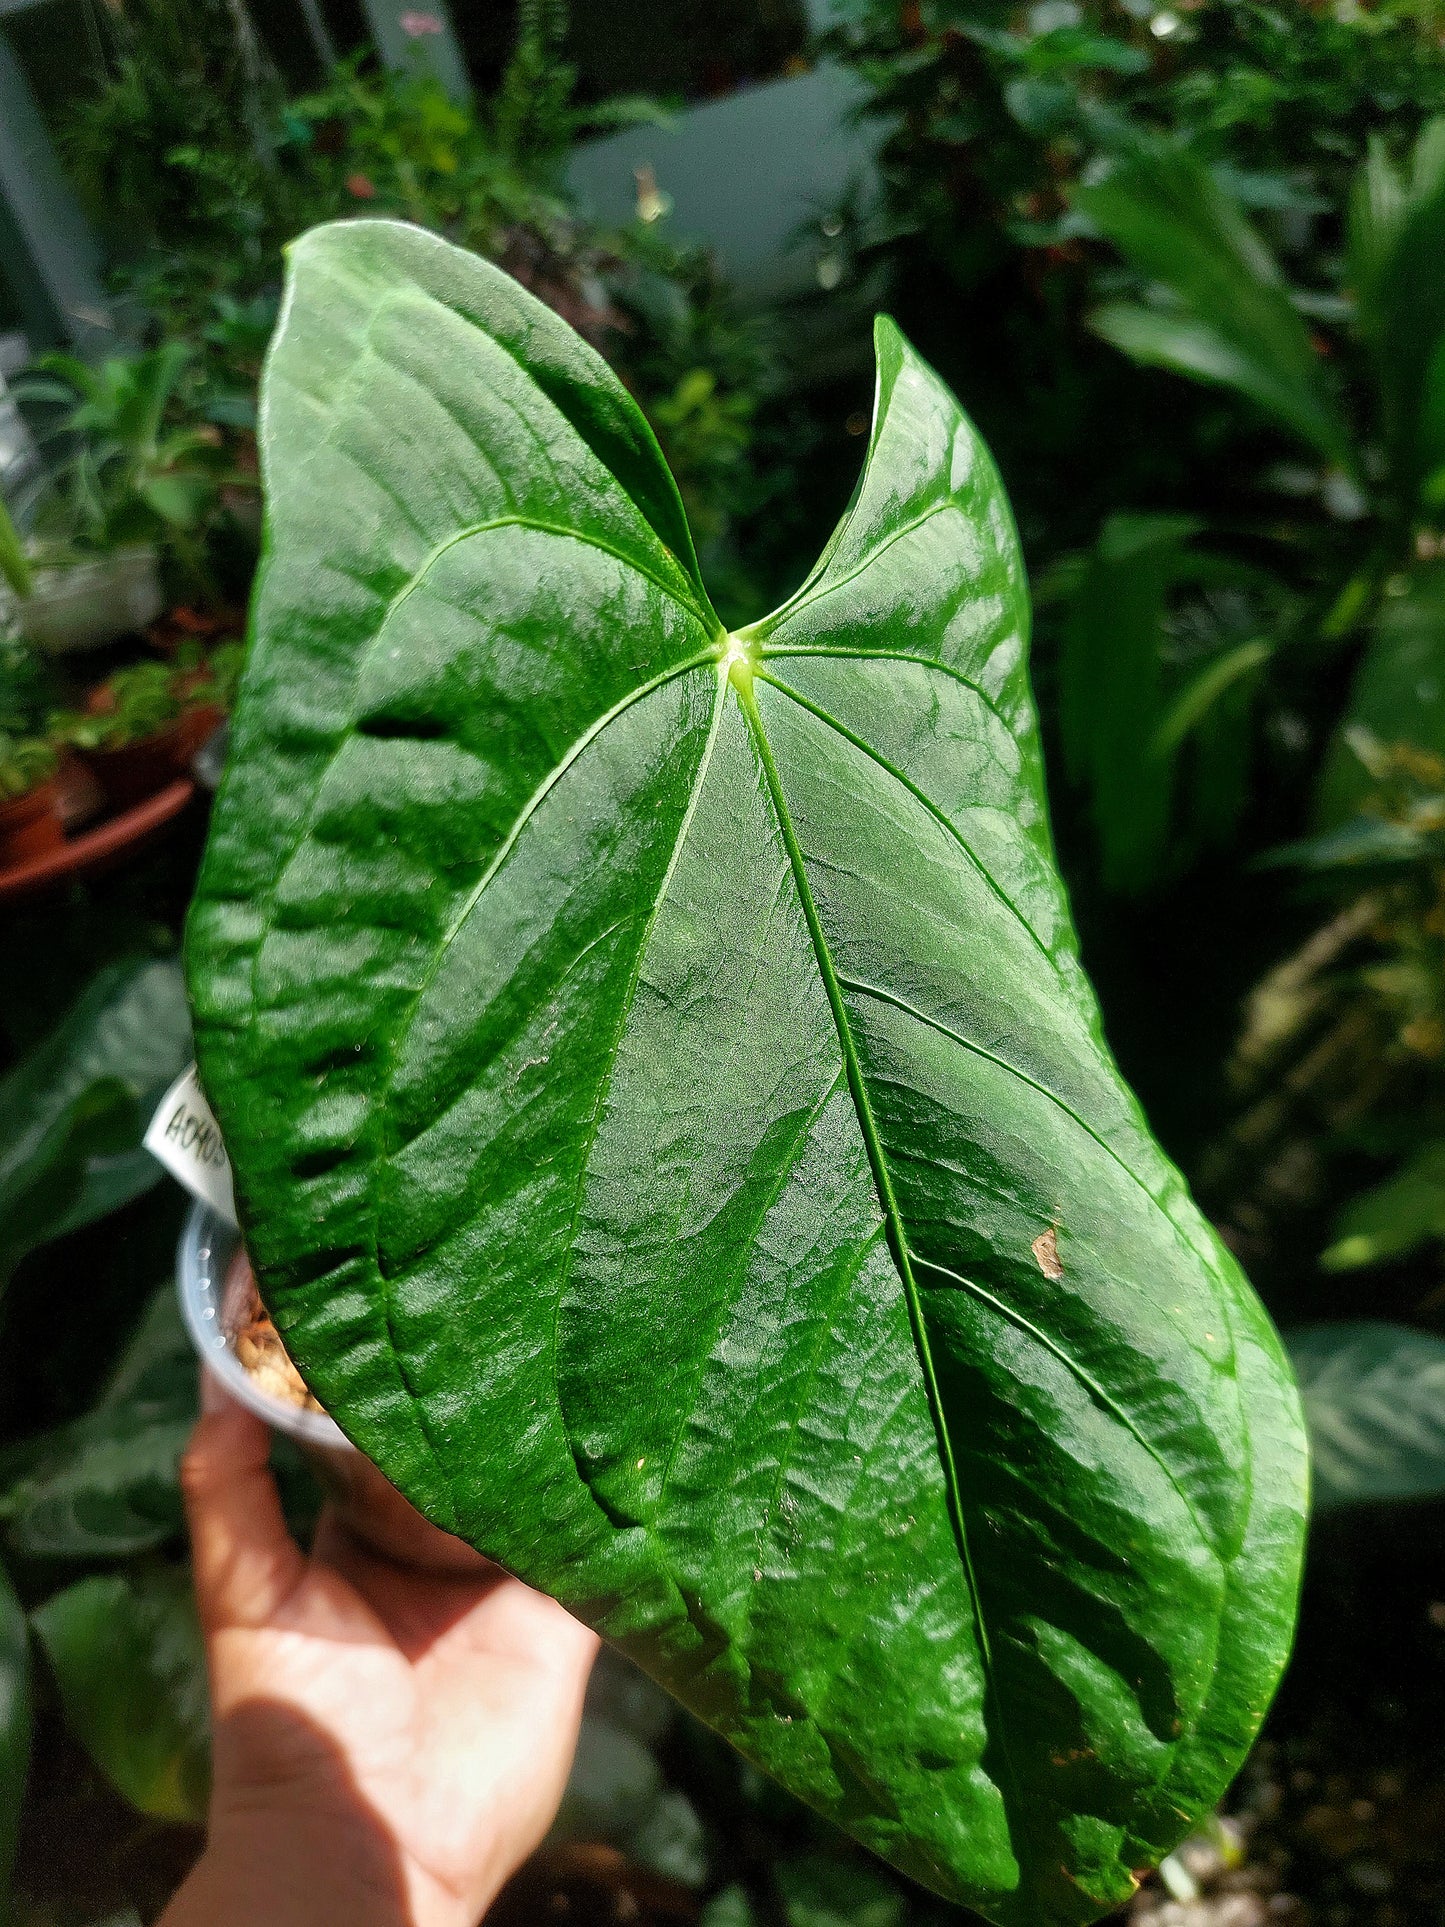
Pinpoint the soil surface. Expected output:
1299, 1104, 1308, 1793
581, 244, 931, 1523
221, 1247, 325, 1413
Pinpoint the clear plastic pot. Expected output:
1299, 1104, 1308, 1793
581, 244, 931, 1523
177, 1199, 490, 1575
14, 546, 165, 654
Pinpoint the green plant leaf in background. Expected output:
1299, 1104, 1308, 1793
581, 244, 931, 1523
700, 1891, 757, 1927
1289, 1323, 1445, 1509
1075, 142, 1351, 471
1347, 118, 1445, 508
775, 1854, 908, 1927
31, 1564, 208, 1824
553, 1649, 707, 1888
0, 498, 32, 600
1320, 1142, 1445, 1271
0, 1286, 195, 1558
0, 1078, 142, 1291
0, 958, 191, 1289
187, 220, 1308, 1925
1317, 563, 1445, 825
1058, 513, 1198, 893
0, 1561, 30, 1915
1056, 517, 1272, 892
1153, 639, 1273, 766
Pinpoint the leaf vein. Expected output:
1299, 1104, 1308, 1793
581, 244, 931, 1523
754, 667, 1065, 984
833, 974, 1196, 1268
910, 1253, 1207, 1539
747, 500, 955, 634
735, 674, 1031, 1854
651, 1066, 849, 1521
757, 647, 1016, 734
544, 668, 729, 1501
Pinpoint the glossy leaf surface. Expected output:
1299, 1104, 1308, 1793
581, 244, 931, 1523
1289, 1323, 1445, 1509
188, 220, 1308, 1924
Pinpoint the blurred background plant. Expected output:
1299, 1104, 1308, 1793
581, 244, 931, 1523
6, 0, 1445, 1920
13, 343, 238, 598
34, 0, 792, 620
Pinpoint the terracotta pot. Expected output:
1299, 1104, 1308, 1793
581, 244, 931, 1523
178, 702, 225, 760
0, 779, 65, 866
81, 705, 226, 812
80, 724, 187, 811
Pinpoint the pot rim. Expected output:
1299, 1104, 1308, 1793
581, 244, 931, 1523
80, 720, 190, 758
176, 1197, 350, 1449
0, 777, 59, 822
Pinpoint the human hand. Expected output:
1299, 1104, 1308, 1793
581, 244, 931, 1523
159, 1375, 599, 1927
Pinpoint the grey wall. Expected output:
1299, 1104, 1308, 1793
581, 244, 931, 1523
568, 63, 879, 309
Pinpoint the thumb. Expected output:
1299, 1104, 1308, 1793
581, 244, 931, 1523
181, 1369, 306, 1633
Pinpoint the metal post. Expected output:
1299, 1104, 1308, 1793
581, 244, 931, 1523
356, 0, 469, 100
296, 0, 338, 69
0, 30, 112, 352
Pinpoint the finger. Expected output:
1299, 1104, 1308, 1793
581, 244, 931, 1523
180, 1368, 306, 1632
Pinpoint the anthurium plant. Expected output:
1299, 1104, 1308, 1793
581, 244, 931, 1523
186, 220, 1309, 1925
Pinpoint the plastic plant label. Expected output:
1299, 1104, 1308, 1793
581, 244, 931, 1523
143, 1064, 237, 1226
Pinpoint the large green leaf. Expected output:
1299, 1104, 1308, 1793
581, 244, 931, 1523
1057, 514, 1197, 894
1288, 1323, 1445, 1510
0, 1561, 29, 1913
1320, 1142, 1445, 1273
31, 1565, 208, 1823
187, 220, 1308, 1926
0, 958, 192, 1287
1075, 143, 1350, 470
0, 1287, 195, 1559
1347, 120, 1445, 505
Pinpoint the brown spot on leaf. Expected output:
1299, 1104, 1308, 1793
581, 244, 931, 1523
1032, 1226, 1064, 1279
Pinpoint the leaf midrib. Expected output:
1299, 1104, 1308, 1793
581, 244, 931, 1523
754, 665, 1069, 990
751, 667, 1237, 1418
733, 667, 1032, 1862
735, 677, 1230, 1827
